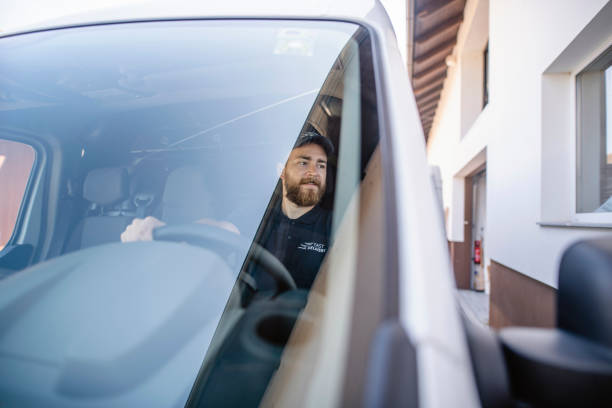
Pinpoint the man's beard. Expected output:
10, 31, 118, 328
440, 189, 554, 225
284, 175, 326, 207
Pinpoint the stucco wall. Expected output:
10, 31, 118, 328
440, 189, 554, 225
427, 0, 612, 288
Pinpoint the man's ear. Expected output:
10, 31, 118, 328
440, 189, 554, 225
277, 162, 285, 179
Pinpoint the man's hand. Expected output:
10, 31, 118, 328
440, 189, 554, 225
121, 216, 166, 242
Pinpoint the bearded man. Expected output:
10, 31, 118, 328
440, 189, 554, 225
257, 132, 333, 289
121, 132, 333, 289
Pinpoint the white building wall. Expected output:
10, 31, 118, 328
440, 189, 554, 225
428, 0, 492, 246
427, 0, 612, 288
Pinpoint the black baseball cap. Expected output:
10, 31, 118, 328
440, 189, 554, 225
293, 131, 335, 157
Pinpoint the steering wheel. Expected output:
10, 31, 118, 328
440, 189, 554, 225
153, 223, 297, 294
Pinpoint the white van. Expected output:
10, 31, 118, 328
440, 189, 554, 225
0, 1, 610, 407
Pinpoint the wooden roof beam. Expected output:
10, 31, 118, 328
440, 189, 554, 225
420, 117, 436, 128
421, 117, 436, 127
413, 60, 447, 81
420, 105, 438, 118
421, 111, 436, 125
416, 0, 452, 17
421, 102, 438, 113
414, 74, 446, 94
413, 72, 446, 92
417, 90, 442, 107
416, 93, 442, 110
418, 99, 439, 113
413, 39, 456, 68
422, 102, 437, 112
416, 84, 442, 104
415, 14, 463, 45
418, 93, 440, 107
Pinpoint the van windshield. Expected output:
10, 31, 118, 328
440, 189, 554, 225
0, 19, 378, 407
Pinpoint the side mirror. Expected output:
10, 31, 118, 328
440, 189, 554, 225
499, 238, 612, 407
557, 239, 612, 347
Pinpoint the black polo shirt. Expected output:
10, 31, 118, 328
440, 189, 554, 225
258, 203, 332, 289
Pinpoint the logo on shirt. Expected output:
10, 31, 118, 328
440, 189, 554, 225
297, 242, 327, 253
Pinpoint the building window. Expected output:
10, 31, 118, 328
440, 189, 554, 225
576, 45, 612, 213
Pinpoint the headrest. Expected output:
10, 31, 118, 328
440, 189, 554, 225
161, 166, 215, 224
83, 167, 128, 206
130, 167, 164, 210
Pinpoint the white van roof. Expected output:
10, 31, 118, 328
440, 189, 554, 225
5, 0, 392, 37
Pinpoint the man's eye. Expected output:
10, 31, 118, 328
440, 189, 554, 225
318, 164, 326, 169
299, 161, 307, 166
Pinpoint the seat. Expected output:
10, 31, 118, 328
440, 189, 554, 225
160, 166, 216, 224
65, 167, 133, 251
130, 167, 165, 219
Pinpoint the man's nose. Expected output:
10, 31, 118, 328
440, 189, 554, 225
305, 164, 320, 177
305, 163, 316, 175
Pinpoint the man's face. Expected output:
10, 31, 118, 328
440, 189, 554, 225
281, 143, 328, 207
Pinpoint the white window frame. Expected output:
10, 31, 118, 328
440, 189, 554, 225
569, 42, 612, 224
539, 1, 612, 229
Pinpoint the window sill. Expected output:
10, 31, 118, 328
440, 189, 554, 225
537, 221, 612, 229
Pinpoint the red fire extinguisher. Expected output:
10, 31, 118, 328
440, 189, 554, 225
474, 240, 481, 264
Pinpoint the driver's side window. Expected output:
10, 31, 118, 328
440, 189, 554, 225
0, 139, 35, 251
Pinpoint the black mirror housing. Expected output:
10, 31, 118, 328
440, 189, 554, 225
558, 238, 612, 348
499, 238, 612, 407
